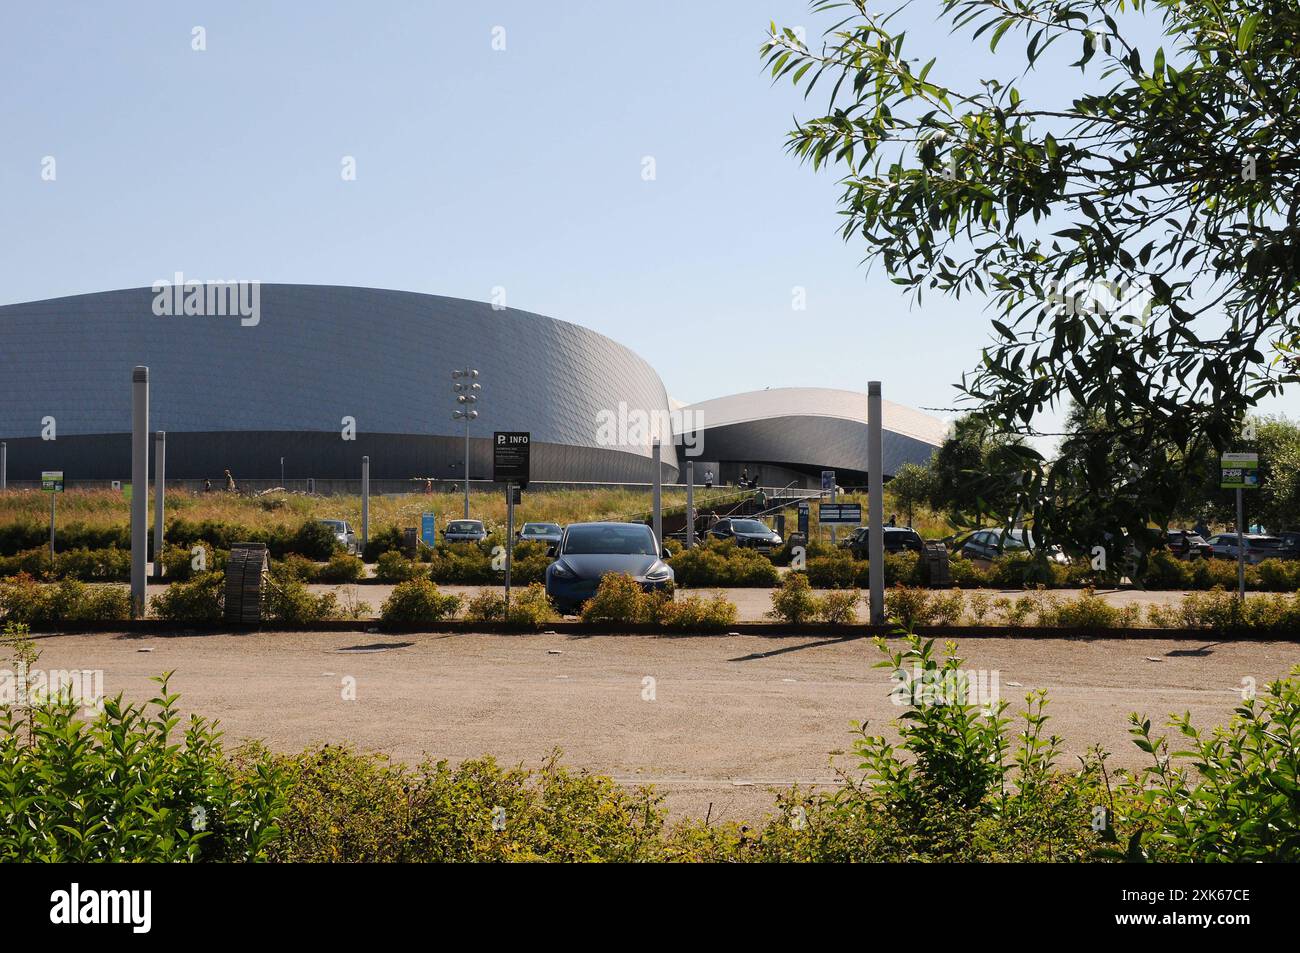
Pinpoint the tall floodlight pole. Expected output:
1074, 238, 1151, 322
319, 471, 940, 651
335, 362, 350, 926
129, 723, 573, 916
131, 367, 149, 617
652, 438, 663, 548
1, 442, 6, 489
152, 431, 166, 580
685, 460, 695, 549
867, 381, 885, 625
361, 455, 370, 555
452, 368, 480, 518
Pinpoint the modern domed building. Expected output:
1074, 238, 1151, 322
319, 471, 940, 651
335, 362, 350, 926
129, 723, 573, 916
672, 387, 948, 489
0, 285, 947, 488
0, 285, 679, 483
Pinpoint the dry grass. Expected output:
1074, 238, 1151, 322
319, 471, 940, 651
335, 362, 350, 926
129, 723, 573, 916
0, 486, 959, 538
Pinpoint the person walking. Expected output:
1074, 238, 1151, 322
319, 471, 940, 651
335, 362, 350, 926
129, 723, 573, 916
224, 469, 236, 493
203, 478, 212, 493
704, 469, 714, 490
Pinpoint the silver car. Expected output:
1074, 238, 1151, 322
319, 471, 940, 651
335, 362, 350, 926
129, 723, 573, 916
518, 522, 563, 547
444, 519, 488, 544
1205, 533, 1285, 564
318, 519, 358, 554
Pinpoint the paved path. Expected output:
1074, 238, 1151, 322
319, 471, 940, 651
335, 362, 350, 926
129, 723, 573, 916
28, 629, 1300, 820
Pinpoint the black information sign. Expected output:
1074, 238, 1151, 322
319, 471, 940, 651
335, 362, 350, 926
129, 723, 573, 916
493, 431, 530, 487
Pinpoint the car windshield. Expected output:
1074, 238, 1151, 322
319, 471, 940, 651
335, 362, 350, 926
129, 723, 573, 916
563, 524, 657, 556
1001, 530, 1031, 551
524, 523, 560, 534
1250, 537, 1283, 549
320, 520, 345, 532
448, 521, 481, 533
732, 520, 768, 534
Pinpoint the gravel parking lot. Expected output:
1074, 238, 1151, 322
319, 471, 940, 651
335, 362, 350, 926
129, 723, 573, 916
28, 627, 1300, 820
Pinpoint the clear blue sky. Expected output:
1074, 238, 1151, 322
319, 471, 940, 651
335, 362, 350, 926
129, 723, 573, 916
3, 1, 1294, 436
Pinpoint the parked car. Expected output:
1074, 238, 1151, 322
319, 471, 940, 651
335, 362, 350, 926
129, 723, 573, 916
953, 528, 1069, 566
705, 517, 782, 551
1274, 531, 1300, 560
318, 519, 358, 554
1165, 529, 1212, 560
545, 521, 673, 614
1204, 533, 1287, 564
443, 519, 488, 544
839, 526, 924, 558
518, 522, 563, 547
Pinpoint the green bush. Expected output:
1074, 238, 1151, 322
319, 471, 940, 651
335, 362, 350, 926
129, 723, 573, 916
462, 584, 559, 627
580, 573, 653, 623
653, 590, 738, 629
374, 550, 425, 583
1035, 588, 1139, 629
767, 573, 819, 624
379, 579, 461, 625
264, 576, 340, 624
427, 543, 496, 584
805, 553, 857, 589
160, 542, 221, 582
292, 520, 340, 560
149, 572, 225, 622
256, 745, 661, 862
817, 588, 859, 624
1120, 667, 1300, 861
0, 575, 132, 625
361, 526, 406, 562
0, 674, 283, 861
667, 540, 779, 587
885, 585, 935, 628
317, 552, 365, 584
273, 553, 321, 583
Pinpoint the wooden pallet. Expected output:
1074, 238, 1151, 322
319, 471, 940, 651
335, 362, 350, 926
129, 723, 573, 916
224, 543, 269, 626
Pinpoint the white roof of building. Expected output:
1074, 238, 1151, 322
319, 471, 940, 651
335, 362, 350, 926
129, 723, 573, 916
673, 387, 949, 447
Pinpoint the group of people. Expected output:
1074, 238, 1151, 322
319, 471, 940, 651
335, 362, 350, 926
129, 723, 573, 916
201, 469, 238, 493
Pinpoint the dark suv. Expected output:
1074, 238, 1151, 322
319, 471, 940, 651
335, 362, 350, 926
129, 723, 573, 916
1165, 529, 1211, 560
840, 526, 924, 558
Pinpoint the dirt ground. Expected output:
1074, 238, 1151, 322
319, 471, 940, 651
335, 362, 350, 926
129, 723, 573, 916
26, 628, 1300, 821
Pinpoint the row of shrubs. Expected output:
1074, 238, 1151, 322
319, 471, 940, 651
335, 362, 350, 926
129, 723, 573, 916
5, 626, 1296, 861
0, 518, 342, 561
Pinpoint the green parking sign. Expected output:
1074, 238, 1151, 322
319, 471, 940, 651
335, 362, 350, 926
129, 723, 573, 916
41, 470, 64, 493
1220, 453, 1259, 490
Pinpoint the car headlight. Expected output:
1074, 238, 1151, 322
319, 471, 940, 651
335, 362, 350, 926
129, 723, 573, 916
644, 562, 671, 581
550, 561, 577, 580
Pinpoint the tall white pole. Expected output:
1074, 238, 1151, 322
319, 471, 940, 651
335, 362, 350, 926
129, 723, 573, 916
463, 417, 471, 518
153, 431, 165, 580
867, 381, 885, 625
361, 455, 370, 555
685, 459, 695, 549
131, 366, 149, 617
652, 438, 663, 548
1, 441, 6, 489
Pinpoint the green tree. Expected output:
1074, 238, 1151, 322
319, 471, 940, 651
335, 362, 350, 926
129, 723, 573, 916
886, 460, 937, 526
764, 0, 1300, 543
927, 415, 1030, 527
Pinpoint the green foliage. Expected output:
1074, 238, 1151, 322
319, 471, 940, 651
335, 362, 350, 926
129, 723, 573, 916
1120, 669, 1300, 861
0, 675, 283, 861
668, 539, 780, 587
580, 573, 654, 623
463, 584, 559, 627
765, 0, 1300, 555
0, 575, 132, 625
273, 552, 321, 583
817, 588, 859, 624
379, 579, 461, 626
317, 551, 369, 579
374, 550, 425, 583
255, 745, 662, 862
149, 572, 225, 623
767, 573, 819, 624
652, 590, 739, 629
263, 575, 341, 624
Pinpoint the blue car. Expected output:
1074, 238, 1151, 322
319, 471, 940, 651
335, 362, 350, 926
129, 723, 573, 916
545, 521, 674, 615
